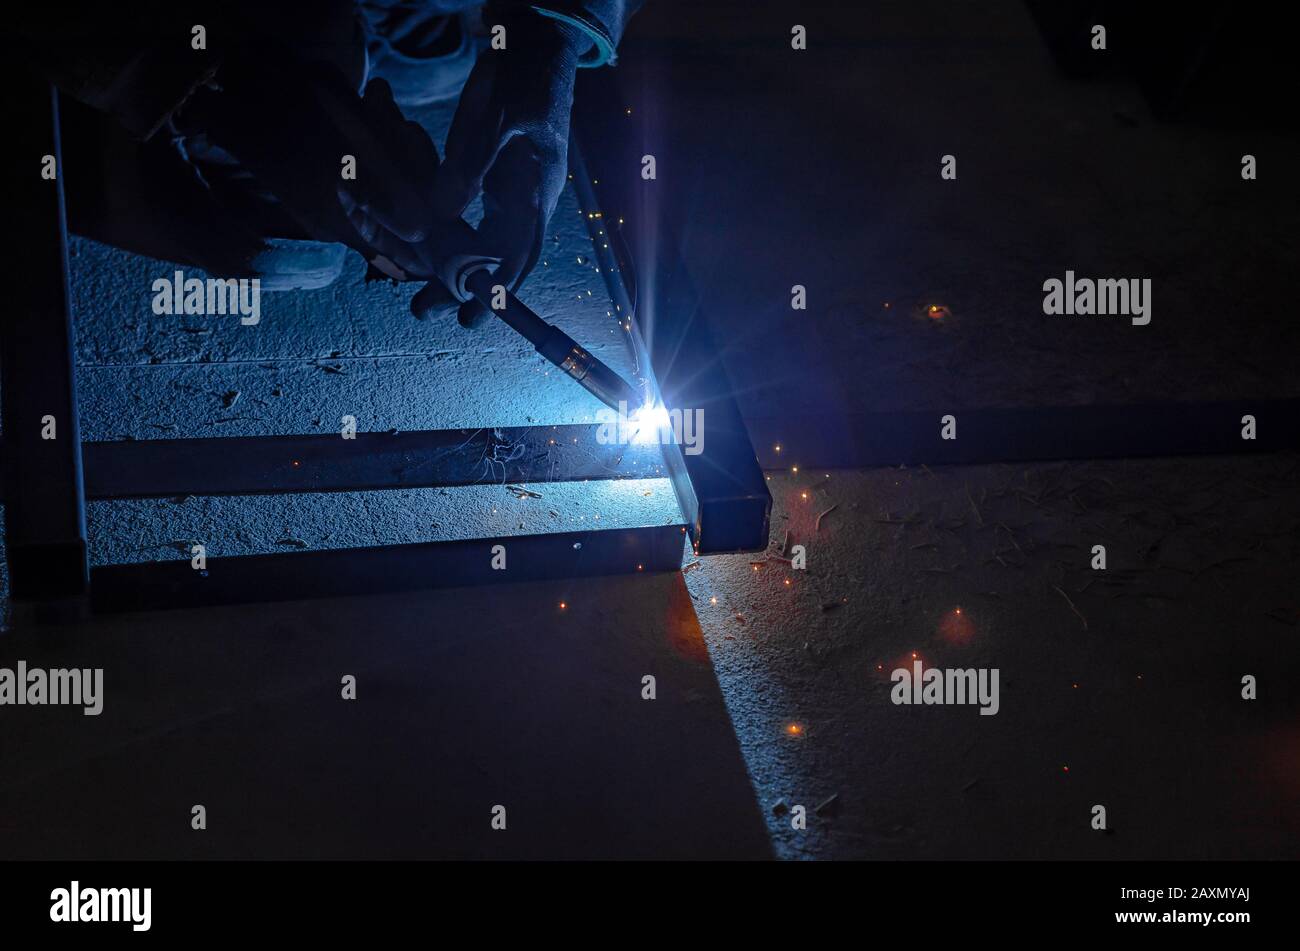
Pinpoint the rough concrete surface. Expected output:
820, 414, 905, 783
90, 478, 682, 563
687, 455, 1299, 859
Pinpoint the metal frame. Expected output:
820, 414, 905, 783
80, 425, 667, 500
2, 80, 773, 618
3, 78, 89, 610
571, 73, 774, 554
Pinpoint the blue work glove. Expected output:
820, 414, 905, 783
410, 14, 586, 327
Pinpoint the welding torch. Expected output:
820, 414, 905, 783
384, 219, 646, 413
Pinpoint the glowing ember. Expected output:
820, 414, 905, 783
940, 606, 975, 643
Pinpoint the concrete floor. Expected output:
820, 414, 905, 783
691, 455, 1299, 859
2, 1, 1297, 860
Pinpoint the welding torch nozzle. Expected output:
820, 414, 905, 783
456, 267, 643, 413
400, 223, 644, 412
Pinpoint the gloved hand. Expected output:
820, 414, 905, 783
176, 47, 440, 277
410, 14, 586, 327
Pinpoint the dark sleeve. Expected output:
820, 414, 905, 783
12, 5, 228, 140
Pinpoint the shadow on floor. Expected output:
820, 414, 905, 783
0, 572, 772, 860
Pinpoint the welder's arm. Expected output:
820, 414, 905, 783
411, 0, 645, 327
16, 4, 436, 275
174, 51, 441, 275
12, 4, 227, 140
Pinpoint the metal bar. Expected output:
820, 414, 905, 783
72, 424, 667, 500
90, 524, 688, 613
1, 78, 88, 602
567, 140, 701, 545
746, 400, 1300, 470
571, 86, 772, 554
